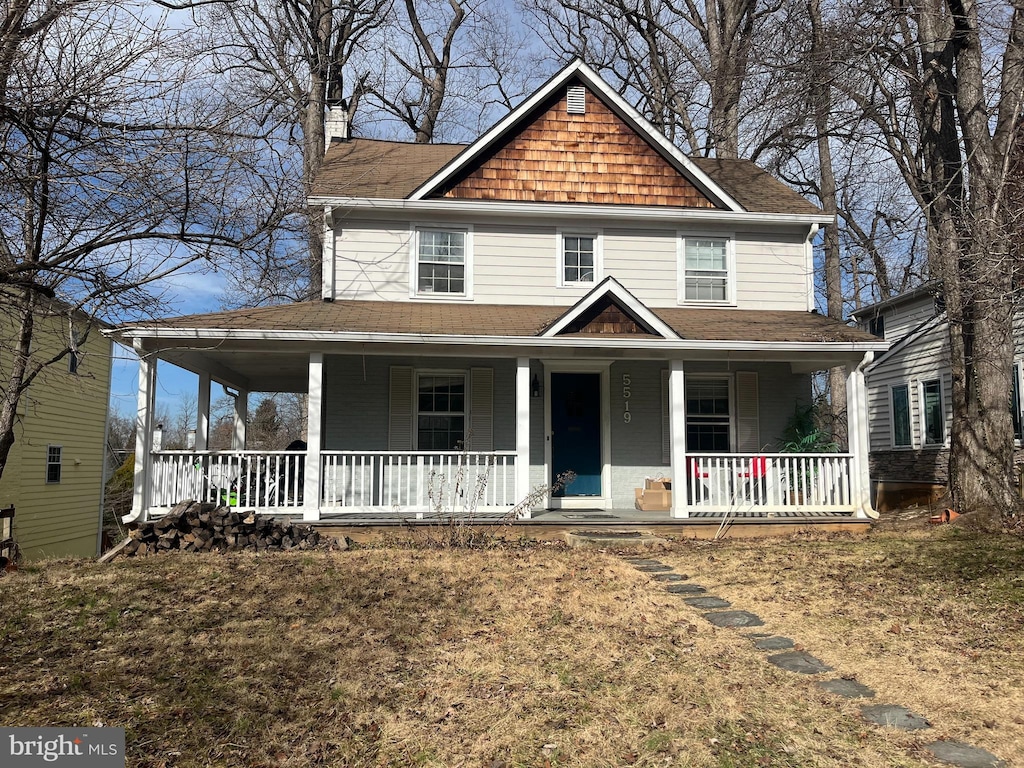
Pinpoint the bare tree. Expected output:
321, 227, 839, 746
365, 0, 537, 143
522, 0, 767, 157
207, 0, 391, 298
0, 1, 285, 483
844, 0, 1024, 521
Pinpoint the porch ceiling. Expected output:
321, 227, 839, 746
156, 348, 310, 393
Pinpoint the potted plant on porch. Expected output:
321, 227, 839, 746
781, 405, 840, 506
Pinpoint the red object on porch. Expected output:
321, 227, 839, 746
690, 458, 708, 478
739, 455, 768, 479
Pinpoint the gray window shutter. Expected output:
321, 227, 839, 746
662, 369, 670, 464
735, 371, 760, 452
469, 367, 493, 451
389, 366, 413, 450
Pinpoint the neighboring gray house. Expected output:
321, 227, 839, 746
853, 283, 1024, 499
114, 61, 885, 523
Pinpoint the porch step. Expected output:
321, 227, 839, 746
563, 530, 668, 549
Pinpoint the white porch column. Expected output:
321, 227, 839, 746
231, 390, 248, 450
846, 352, 877, 519
303, 352, 323, 522
516, 357, 532, 520
668, 360, 689, 519
196, 372, 211, 450
130, 343, 156, 522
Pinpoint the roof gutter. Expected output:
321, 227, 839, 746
306, 196, 834, 227
115, 326, 888, 354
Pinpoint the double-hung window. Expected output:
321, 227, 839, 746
561, 234, 597, 285
921, 379, 944, 445
682, 237, 731, 303
686, 378, 731, 452
46, 445, 62, 483
416, 229, 466, 296
417, 374, 466, 450
891, 384, 911, 448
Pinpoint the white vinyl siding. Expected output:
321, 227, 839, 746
859, 294, 937, 342
330, 218, 812, 310
865, 321, 952, 452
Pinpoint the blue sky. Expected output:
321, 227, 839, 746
109, 269, 227, 426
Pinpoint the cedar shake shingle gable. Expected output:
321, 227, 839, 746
436, 84, 717, 208
121, 301, 875, 344
312, 138, 822, 216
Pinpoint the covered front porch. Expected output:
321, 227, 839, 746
128, 346, 878, 524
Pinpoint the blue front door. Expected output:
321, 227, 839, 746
551, 373, 602, 496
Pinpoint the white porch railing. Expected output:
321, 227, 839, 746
149, 451, 306, 510
687, 453, 854, 513
321, 451, 517, 513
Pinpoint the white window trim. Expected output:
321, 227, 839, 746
409, 224, 474, 301
556, 229, 603, 288
684, 373, 736, 452
677, 232, 736, 307
889, 383, 913, 450
919, 377, 946, 449
413, 369, 469, 450
46, 444, 62, 484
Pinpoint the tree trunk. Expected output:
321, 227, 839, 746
0, 291, 36, 482
807, 0, 847, 446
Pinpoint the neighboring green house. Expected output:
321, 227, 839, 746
0, 301, 112, 560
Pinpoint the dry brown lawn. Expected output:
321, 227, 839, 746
0, 525, 1020, 767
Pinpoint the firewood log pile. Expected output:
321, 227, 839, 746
122, 499, 339, 557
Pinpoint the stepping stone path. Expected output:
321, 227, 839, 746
683, 596, 731, 609
620, 554, 1004, 767
753, 635, 794, 651
767, 650, 833, 675
860, 704, 930, 731
664, 583, 706, 594
924, 741, 1006, 768
703, 610, 764, 628
816, 679, 875, 699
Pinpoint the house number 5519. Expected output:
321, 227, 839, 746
622, 373, 632, 423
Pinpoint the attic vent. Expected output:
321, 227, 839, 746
566, 86, 586, 114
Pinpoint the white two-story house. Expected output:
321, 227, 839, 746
853, 283, 1024, 504
115, 61, 886, 523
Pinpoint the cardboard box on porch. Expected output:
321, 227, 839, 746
634, 487, 672, 511
645, 477, 672, 491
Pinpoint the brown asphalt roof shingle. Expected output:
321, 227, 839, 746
120, 300, 877, 344
311, 139, 464, 199
312, 138, 822, 216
